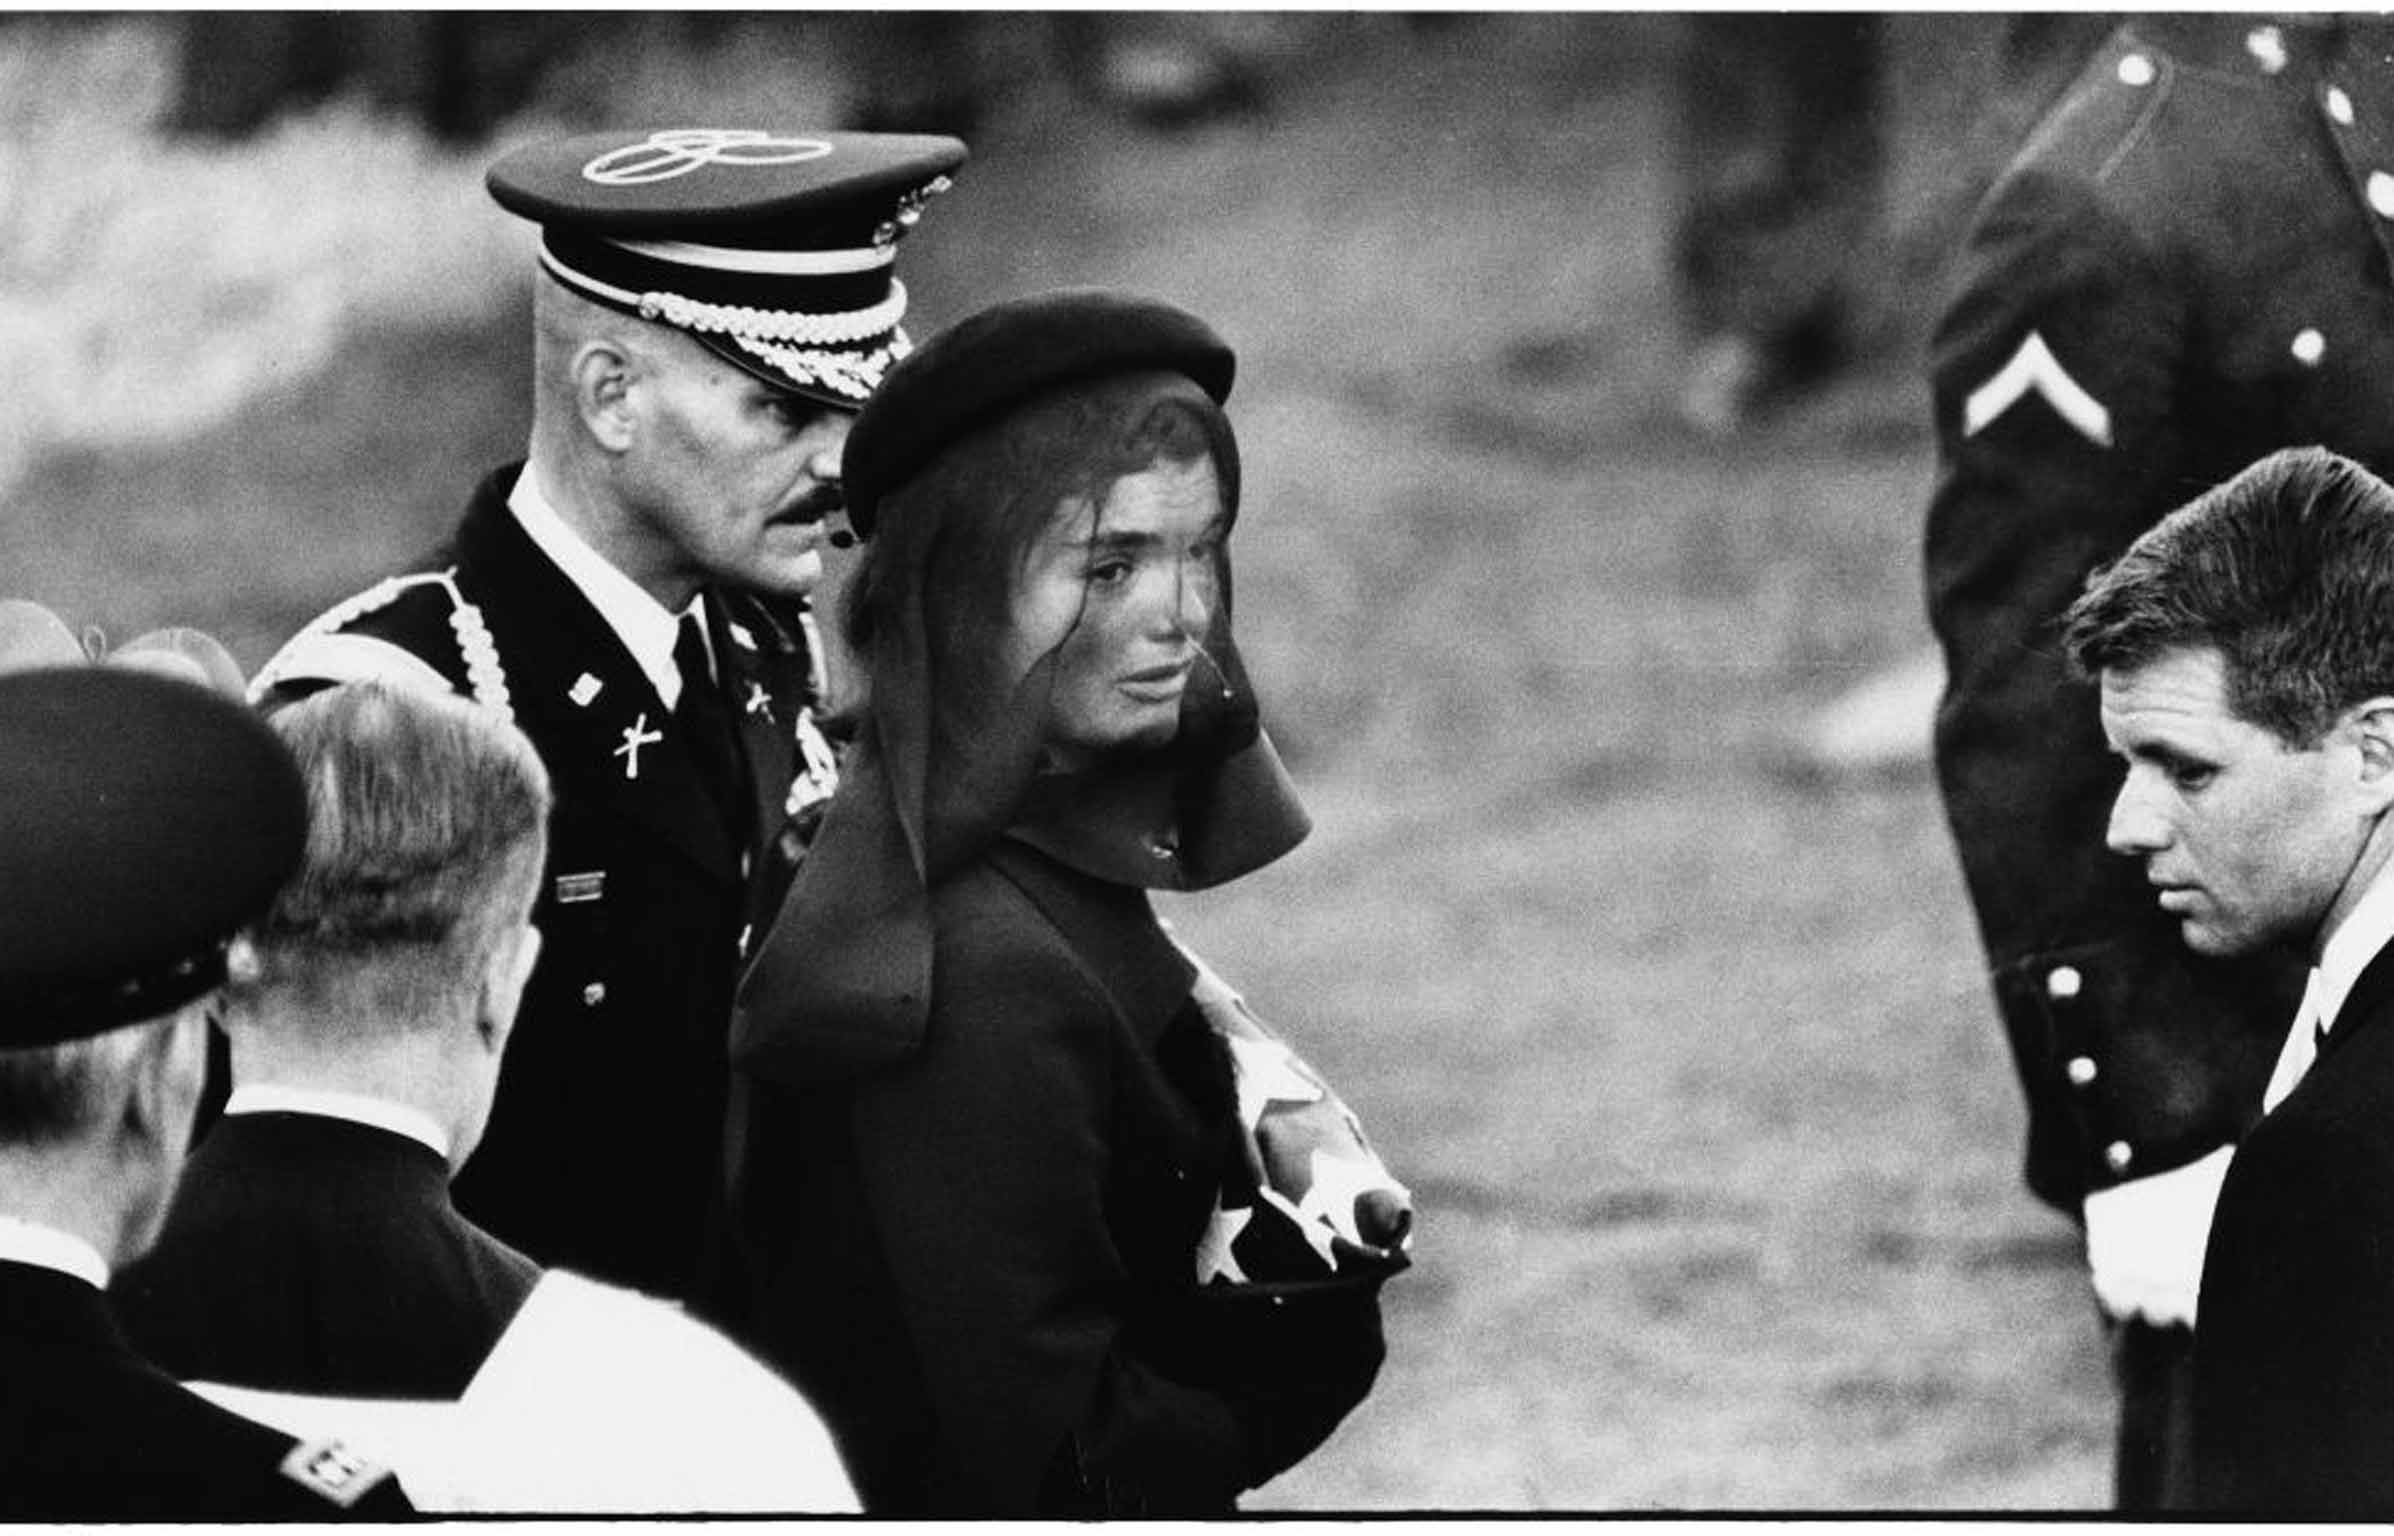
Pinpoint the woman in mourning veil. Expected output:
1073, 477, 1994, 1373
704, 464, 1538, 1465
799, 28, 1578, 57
720, 290, 1400, 1515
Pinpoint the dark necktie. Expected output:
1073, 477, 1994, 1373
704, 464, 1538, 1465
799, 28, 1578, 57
673, 611, 749, 852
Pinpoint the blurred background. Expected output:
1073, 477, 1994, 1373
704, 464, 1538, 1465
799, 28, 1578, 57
0, 10, 2127, 1510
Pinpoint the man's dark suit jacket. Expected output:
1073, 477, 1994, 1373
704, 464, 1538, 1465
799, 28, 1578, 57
0, 1256, 411, 1519
116, 1110, 540, 1396
2195, 939, 2394, 1515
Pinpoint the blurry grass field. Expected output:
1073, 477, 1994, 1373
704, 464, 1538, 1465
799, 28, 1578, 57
0, 14, 2114, 1510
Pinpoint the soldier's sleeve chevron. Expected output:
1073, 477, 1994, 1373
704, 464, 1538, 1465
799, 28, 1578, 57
1962, 330, 2115, 448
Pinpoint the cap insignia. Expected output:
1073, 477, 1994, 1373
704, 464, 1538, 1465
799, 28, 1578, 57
875, 176, 956, 247
582, 129, 833, 186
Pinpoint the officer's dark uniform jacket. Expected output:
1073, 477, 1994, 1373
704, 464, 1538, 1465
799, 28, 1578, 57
1925, 16, 2394, 1213
112, 1105, 860, 1513
116, 1110, 543, 1396
251, 465, 839, 1300
0, 1255, 409, 1520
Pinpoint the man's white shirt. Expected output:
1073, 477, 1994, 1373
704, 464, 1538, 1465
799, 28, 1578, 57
0, 1214, 109, 1290
508, 460, 713, 705
222, 1084, 450, 1161
2263, 854, 2394, 1114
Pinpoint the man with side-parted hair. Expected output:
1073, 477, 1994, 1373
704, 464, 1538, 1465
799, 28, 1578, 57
2064, 445, 2394, 1516
116, 681, 855, 1513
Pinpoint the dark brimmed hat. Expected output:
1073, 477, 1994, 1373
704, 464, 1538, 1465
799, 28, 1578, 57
0, 668, 305, 1049
840, 287, 1236, 538
488, 127, 967, 410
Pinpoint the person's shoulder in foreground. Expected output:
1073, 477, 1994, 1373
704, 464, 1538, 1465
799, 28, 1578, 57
0, 632, 409, 1519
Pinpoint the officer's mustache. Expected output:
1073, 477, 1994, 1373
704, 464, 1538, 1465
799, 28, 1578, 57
779, 481, 850, 542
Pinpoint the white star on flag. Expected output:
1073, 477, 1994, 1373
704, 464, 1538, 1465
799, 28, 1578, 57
1196, 1199, 1252, 1285
1225, 1030, 1321, 1129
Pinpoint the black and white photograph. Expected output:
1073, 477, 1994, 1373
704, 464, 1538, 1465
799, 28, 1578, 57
3, 9, 2393, 1517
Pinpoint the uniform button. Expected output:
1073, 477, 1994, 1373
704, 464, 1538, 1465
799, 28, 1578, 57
582, 982, 606, 1007
2046, 965, 2083, 1001
2246, 25, 2287, 75
2370, 171, 2394, 219
2293, 328, 2327, 366
2067, 1056, 2099, 1087
2117, 53, 2155, 88
2104, 1140, 2134, 1174
2330, 86, 2357, 126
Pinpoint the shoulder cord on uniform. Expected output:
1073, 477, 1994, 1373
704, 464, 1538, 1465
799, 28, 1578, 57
248, 570, 514, 723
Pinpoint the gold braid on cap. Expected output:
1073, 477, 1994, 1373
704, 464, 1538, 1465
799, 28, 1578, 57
637, 280, 909, 346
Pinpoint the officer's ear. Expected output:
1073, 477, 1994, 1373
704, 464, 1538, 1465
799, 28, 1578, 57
572, 337, 639, 453
2345, 696, 2394, 813
120, 1005, 208, 1155
476, 920, 542, 1056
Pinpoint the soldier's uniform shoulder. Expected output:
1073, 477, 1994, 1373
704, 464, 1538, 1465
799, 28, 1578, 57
2000, 28, 2178, 195
250, 567, 514, 719
33, 1357, 413, 1519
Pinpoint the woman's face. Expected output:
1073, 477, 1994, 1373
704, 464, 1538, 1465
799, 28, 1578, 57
1010, 453, 1228, 764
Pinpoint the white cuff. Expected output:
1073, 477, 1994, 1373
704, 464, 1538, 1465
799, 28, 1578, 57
2081, 1144, 2235, 1327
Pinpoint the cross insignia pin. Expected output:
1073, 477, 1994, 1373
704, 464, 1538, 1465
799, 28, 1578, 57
614, 712, 663, 780
744, 681, 773, 718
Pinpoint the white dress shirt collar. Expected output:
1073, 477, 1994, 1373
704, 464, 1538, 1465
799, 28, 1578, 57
0, 1214, 109, 1290
224, 1083, 453, 1163
507, 461, 707, 709
2310, 851, 2394, 1037
2263, 852, 2394, 1113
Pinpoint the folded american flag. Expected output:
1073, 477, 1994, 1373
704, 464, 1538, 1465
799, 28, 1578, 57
1177, 946, 1414, 1290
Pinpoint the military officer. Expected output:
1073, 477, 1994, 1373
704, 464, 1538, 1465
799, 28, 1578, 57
0, 658, 407, 1519
250, 126, 967, 1305
1923, 15, 2394, 1507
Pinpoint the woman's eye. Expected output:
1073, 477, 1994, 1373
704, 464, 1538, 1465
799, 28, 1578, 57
1087, 559, 1134, 586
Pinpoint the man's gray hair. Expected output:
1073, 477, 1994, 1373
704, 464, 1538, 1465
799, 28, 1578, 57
249, 681, 552, 1025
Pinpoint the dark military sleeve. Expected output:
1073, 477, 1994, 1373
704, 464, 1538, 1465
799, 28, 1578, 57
1924, 142, 2294, 1213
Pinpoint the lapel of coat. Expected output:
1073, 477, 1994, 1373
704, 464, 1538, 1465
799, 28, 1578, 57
449, 469, 737, 885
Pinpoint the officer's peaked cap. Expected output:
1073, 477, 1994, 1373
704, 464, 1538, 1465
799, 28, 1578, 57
841, 287, 1236, 538
489, 127, 966, 412
0, 668, 305, 1049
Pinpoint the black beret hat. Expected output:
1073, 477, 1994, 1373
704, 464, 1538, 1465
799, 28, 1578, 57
0, 668, 305, 1049
841, 287, 1237, 538
489, 127, 966, 410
